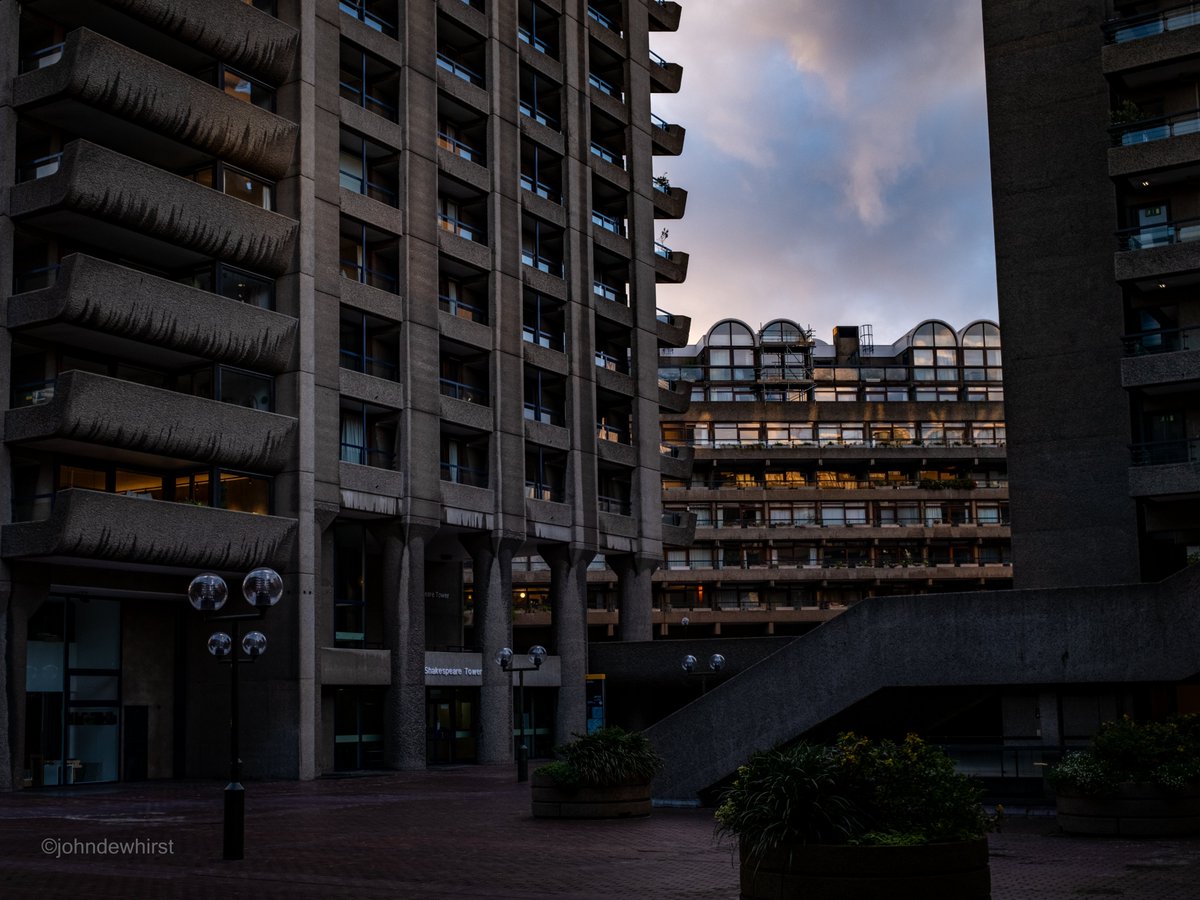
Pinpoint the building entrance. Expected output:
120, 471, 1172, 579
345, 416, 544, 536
426, 687, 478, 764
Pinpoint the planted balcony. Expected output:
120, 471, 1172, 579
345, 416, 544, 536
9, 254, 295, 374
651, 181, 687, 219
15, 28, 297, 179
11, 140, 297, 275
6, 370, 296, 473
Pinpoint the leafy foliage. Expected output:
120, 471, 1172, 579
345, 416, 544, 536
1048, 714, 1200, 794
537, 727, 664, 789
716, 733, 987, 861
715, 744, 862, 861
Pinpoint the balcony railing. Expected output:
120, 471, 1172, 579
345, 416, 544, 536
16, 152, 63, 183
520, 174, 560, 203
593, 280, 627, 304
524, 404, 564, 426
338, 1, 397, 37
522, 326, 564, 351
589, 142, 625, 168
339, 79, 398, 121
597, 495, 631, 515
597, 421, 629, 443
439, 377, 488, 404
517, 27, 551, 54
668, 477, 1009, 491
588, 72, 622, 99
13, 263, 61, 294
591, 209, 624, 234
340, 444, 395, 467
439, 214, 484, 243
649, 48, 670, 68
519, 100, 559, 130
440, 462, 488, 487
437, 131, 482, 163
339, 349, 398, 380
338, 169, 398, 206
12, 378, 57, 409
439, 294, 487, 322
587, 5, 618, 32
20, 42, 63, 73
1111, 108, 1200, 147
339, 259, 398, 292
521, 250, 563, 276
1104, 3, 1200, 43
1123, 325, 1200, 355
436, 52, 483, 86
1116, 216, 1200, 250
1131, 438, 1200, 466
651, 112, 671, 130
595, 351, 629, 373
655, 241, 674, 259
525, 481, 563, 502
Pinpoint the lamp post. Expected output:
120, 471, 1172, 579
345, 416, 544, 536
495, 645, 547, 782
187, 566, 284, 861
680, 652, 726, 695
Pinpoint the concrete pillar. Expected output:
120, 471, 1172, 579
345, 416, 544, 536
540, 544, 594, 747
611, 554, 658, 642
382, 523, 435, 770
1038, 691, 1062, 746
462, 534, 521, 764
0, 580, 10, 791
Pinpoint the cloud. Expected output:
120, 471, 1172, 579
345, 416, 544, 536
648, 0, 997, 344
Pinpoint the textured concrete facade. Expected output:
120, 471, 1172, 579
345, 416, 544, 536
0, 0, 691, 788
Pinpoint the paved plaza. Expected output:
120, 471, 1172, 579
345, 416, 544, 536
1, 767, 1198, 899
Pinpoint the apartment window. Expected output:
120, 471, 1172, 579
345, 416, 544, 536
521, 217, 564, 276
918, 422, 968, 447
333, 522, 384, 648
437, 15, 486, 87
339, 130, 399, 206
523, 368, 565, 425
520, 140, 563, 203
525, 446, 565, 501
522, 291, 565, 351
593, 253, 628, 306
187, 163, 273, 210
914, 387, 959, 402
439, 266, 488, 323
178, 262, 275, 309
597, 466, 632, 515
519, 65, 561, 130
440, 430, 489, 487
339, 307, 399, 380
962, 322, 1003, 383
438, 189, 487, 244
439, 342, 489, 405
340, 400, 397, 467
869, 423, 916, 446
201, 64, 275, 111
594, 322, 631, 374
340, 42, 400, 121
438, 94, 487, 164
183, 365, 274, 411
971, 424, 1006, 447
911, 321, 958, 383
589, 108, 626, 168
339, 0, 398, 37
588, 39, 625, 102
170, 468, 270, 515
518, 0, 559, 57
340, 217, 399, 292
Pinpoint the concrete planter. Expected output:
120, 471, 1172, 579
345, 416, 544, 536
738, 837, 990, 900
530, 772, 652, 819
1056, 783, 1200, 836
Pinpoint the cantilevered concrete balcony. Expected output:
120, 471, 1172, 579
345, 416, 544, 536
648, 52, 683, 93
650, 117, 686, 156
9, 254, 296, 374
655, 309, 691, 348
1120, 336, 1200, 389
1129, 456, 1200, 498
651, 184, 687, 219
647, 0, 681, 32
2, 488, 296, 570
22, 0, 299, 86
1102, 12, 1200, 82
659, 443, 693, 479
661, 510, 697, 546
10, 140, 297, 275
5, 370, 296, 473
15, 28, 297, 179
1113, 231, 1200, 283
654, 245, 689, 284
1108, 126, 1200, 181
657, 378, 691, 413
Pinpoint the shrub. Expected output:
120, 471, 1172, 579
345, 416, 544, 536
1048, 714, 1200, 794
536, 727, 663, 789
716, 733, 987, 861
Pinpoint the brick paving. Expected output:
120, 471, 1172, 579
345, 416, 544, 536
0, 768, 1197, 899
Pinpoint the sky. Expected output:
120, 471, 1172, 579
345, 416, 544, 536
649, 0, 997, 348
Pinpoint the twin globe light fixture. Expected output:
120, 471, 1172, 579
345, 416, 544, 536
188, 567, 284, 658
681, 653, 726, 674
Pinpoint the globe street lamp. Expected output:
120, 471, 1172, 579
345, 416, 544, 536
187, 566, 283, 861
495, 645, 547, 782
680, 652, 727, 695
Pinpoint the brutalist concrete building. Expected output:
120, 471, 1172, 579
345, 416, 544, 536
0, 0, 692, 787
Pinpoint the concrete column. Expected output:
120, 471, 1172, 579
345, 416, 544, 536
611, 554, 658, 642
462, 534, 521, 764
382, 523, 436, 770
540, 544, 594, 747
1038, 691, 1062, 746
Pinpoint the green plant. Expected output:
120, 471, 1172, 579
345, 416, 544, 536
716, 734, 987, 861
1048, 714, 1200, 794
715, 743, 862, 859
1111, 98, 1144, 126
537, 726, 663, 789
